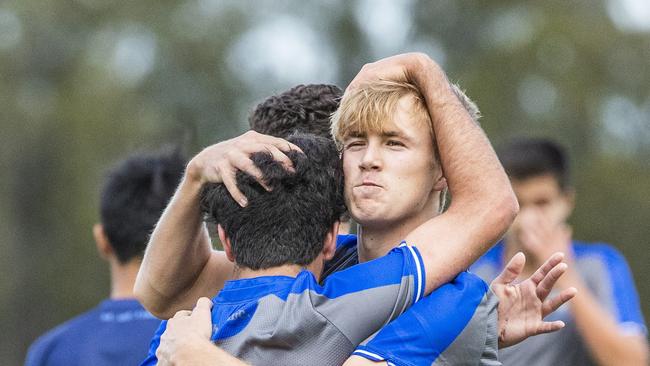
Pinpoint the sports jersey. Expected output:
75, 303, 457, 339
325, 234, 501, 366
142, 244, 425, 366
353, 272, 500, 366
471, 240, 648, 366
25, 299, 160, 366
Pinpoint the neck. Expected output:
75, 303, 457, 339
109, 259, 141, 299
357, 210, 437, 263
233, 263, 321, 282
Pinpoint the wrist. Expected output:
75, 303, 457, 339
408, 53, 446, 89
171, 338, 216, 366
185, 157, 205, 185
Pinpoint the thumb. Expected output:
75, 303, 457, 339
493, 252, 526, 285
192, 297, 214, 338
193, 297, 213, 319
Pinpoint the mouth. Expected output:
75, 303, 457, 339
356, 180, 382, 188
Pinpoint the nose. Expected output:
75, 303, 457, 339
358, 143, 381, 171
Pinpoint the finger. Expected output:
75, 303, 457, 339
219, 163, 248, 207
529, 252, 565, 285
536, 262, 568, 301
535, 320, 566, 335
262, 144, 296, 173
253, 134, 303, 154
492, 252, 526, 285
192, 297, 214, 324
194, 297, 214, 311
542, 287, 577, 317
230, 152, 272, 191
172, 310, 192, 319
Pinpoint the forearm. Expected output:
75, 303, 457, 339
407, 55, 518, 292
567, 272, 649, 366
135, 174, 219, 318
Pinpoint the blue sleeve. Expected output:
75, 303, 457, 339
139, 320, 167, 366
600, 245, 647, 335
352, 272, 489, 366
24, 336, 53, 366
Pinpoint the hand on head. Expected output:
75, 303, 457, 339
186, 131, 303, 207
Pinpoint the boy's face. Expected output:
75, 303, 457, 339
509, 174, 574, 240
341, 96, 442, 228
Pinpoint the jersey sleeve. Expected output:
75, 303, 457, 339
313, 243, 426, 346
139, 320, 167, 366
24, 334, 54, 366
600, 245, 647, 336
352, 272, 496, 366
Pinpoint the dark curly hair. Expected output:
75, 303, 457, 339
249, 84, 343, 139
200, 134, 345, 270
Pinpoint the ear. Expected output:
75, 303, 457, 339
433, 176, 447, 192
322, 221, 340, 261
217, 224, 235, 263
93, 224, 114, 261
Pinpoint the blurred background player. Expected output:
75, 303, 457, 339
471, 137, 648, 366
25, 149, 186, 366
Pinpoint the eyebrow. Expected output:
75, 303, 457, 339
346, 131, 367, 138
382, 130, 412, 141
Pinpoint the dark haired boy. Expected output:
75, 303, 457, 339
472, 138, 648, 366
25, 149, 186, 366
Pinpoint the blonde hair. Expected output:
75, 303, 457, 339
331, 80, 431, 149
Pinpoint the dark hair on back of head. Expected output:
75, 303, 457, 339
200, 134, 345, 270
249, 84, 343, 139
497, 137, 570, 190
100, 148, 186, 264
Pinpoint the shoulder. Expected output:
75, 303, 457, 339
573, 241, 629, 267
25, 309, 99, 365
320, 245, 423, 299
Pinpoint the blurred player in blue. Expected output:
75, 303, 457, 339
25, 149, 185, 366
472, 138, 649, 366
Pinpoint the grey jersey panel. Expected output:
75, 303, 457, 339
432, 289, 501, 366
215, 278, 417, 365
314, 275, 416, 345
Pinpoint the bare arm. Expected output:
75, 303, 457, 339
563, 270, 648, 366
410, 55, 518, 293
134, 174, 232, 319
350, 53, 518, 294
134, 131, 301, 318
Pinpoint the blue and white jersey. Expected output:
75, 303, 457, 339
326, 235, 501, 366
142, 244, 425, 366
471, 240, 647, 366
25, 299, 160, 366
353, 272, 500, 366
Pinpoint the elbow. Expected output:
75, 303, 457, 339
491, 188, 519, 234
133, 277, 170, 319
